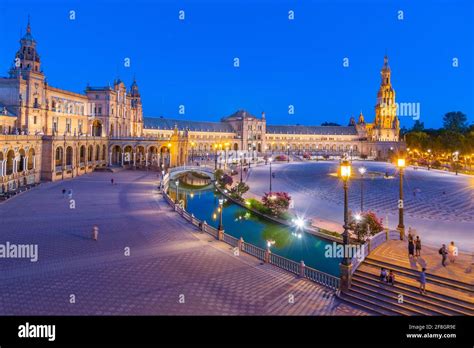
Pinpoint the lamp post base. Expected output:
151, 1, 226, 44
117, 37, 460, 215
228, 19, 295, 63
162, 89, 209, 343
339, 262, 353, 293
397, 225, 405, 240
217, 228, 224, 241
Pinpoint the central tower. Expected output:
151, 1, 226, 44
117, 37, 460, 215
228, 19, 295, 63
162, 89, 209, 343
372, 56, 399, 141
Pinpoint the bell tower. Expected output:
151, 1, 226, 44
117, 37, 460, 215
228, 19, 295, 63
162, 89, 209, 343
129, 77, 143, 136
9, 17, 43, 76
373, 56, 399, 141
7, 17, 47, 133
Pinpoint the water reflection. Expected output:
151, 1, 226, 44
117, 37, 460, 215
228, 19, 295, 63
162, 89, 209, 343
167, 183, 341, 276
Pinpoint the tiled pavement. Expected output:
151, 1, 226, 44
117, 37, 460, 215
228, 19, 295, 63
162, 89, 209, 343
0, 171, 367, 315
245, 161, 474, 251
275, 162, 473, 223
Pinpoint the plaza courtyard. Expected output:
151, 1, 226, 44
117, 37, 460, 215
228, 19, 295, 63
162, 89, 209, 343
0, 170, 367, 315
245, 161, 474, 252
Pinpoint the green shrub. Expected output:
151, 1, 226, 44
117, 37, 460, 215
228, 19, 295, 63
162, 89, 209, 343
246, 198, 272, 215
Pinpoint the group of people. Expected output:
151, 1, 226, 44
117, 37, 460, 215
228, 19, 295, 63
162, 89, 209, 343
61, 188, 73, 199
407, 229, 458, 267
407, 229, 422, 258
439, 242, 458, 267
380, 266, 427, 294
379, 268, 395, 285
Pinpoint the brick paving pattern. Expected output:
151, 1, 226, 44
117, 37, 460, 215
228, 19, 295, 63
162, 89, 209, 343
0, 171, 367, 315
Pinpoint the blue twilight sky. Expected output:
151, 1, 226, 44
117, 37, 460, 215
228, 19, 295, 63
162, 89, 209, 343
0, 0, 473, 129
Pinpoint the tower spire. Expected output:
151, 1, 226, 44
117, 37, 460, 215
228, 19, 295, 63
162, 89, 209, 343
26, 15, 31, 34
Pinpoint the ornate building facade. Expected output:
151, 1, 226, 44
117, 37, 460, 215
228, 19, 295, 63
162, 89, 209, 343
0, 19, 402, 195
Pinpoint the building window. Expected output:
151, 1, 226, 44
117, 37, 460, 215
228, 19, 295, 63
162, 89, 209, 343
33, 116, 37, 124
95, 95, 99, 100
98, 106, 102, 115
66, 119, 71, 133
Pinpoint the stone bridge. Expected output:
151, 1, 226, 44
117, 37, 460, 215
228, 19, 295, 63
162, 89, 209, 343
168, 165, 215, 180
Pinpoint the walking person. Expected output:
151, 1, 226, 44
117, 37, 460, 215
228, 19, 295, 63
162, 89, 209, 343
407, 228, 414, 243
380, 267, 387, 282
415, 236, 422, 257
419, 268, 427, 294
439, 244, 448, 267
408, 238, 415, 258
448, 241, 457, 263
111, 178, 114, 185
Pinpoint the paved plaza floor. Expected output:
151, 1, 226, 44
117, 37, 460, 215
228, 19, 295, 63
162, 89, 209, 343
245, 161, 474, 252
0, 170, 367, 315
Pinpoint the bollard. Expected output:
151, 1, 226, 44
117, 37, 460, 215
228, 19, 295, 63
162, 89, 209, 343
217, 228, 224, 241
264, 247, 271, 263
299, 260, 305, 278
92, 225, 99, 241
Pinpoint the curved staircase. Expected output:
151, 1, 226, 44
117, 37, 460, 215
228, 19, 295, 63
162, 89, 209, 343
339, 257, 474, 316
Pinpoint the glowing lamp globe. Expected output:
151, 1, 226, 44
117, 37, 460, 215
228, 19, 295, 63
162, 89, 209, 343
340, 160, 351, 179
397, 158, 406, 168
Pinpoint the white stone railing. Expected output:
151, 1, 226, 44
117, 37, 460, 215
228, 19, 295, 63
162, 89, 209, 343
304, 267, 340, 290
241, 242, 266, 261
222, 233, 239, 247
269, 253, 300, 274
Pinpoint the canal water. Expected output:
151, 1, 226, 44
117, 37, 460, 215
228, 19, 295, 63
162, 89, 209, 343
169, 184, 342, 276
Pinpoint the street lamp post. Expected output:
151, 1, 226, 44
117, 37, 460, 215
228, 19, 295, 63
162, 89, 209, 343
214, 145, 218, 170
358, 167, 366, 212
427, 149, 431, 170
339, 159, 352, 292
397, 158, 406, 240
453, 151, 459, 175
240, 152, 243, 183
161, 169, 165, 191
175, 180, 180, 204
219, 144, 223, 169
224, 143, 229, 170
269, 157, 273, 194
217, 197, 224, 240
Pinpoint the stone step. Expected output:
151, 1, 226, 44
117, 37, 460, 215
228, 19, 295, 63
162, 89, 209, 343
365, 257, 473, 292
349, 285, 436, 316
337, 292, 394, 316
351, 278, 454, 316
355, 265, 473, 312
353, 271, 473, 315
340, 289, 412, 315
359, 261, 474, 304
